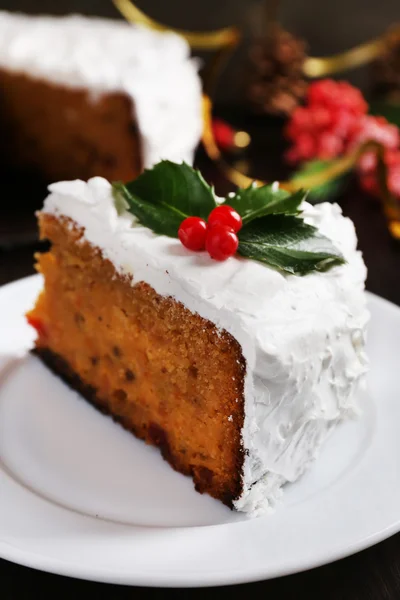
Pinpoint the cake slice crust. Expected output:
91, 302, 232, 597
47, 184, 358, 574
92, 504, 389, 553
28, 214, 246, 507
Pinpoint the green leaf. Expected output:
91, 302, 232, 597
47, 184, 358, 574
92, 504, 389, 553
238, 214, 346, 275
113, 160, 217, 238
290, 160, 348, 204
112, 160, 345, 276
228, 184, 306, 224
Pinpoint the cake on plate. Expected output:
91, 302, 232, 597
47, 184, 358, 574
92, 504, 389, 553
26, 161, 369, 515
0, 12, 202, 183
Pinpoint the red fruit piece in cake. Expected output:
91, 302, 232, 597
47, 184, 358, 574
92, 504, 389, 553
26, 314, 47, 339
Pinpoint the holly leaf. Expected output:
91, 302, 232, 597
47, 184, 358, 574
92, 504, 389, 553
228, 184, 306, 224
113, 160, 217, 238
113, 160, 345, 276
290, 160, 348, 204
238, 214, 345, 275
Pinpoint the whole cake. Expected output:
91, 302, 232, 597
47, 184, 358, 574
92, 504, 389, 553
27, 162, 369, 515
0, 12, 202, 183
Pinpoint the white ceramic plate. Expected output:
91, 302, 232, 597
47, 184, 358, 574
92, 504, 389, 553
0, 274, 399, 588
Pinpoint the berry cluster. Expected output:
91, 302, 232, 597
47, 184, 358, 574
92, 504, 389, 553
354, 116, 400, 199
285, 79, 400, 202
178, 205, 242, 261
285, 79, 368, 163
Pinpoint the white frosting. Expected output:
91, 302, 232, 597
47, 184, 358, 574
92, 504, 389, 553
42, 177, 369, 515
0, 11, 202, 168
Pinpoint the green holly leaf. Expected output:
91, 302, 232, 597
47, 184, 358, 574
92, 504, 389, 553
290, 160, 348, 204
238, 214, 346, 275
228, 184, 306, 224
113, 160, 217, 238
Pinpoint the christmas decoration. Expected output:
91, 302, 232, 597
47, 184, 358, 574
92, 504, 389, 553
113, 0, 400, 238
211, 119, 251, 152
285, 80, 400, 216
246, 26, 308, 117
285, 80, 368, 163
115, 161, 344, 273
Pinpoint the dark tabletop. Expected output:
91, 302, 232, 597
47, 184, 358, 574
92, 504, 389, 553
1, 113, 400, 599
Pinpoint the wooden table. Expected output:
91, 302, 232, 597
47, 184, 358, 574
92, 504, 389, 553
1, 116, 400, 599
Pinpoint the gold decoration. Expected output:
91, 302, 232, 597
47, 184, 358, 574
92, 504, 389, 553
112, 0, 240, 50
303, 26, 400, 78
202, 96, 264, 188
114, 1, 400, 75
234, 131, 251, 149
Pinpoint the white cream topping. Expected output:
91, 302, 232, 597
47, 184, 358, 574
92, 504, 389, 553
0, 11, 202, 169
42, 177, 369, 515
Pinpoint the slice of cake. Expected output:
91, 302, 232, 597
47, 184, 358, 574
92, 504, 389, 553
27, 162, 369, 515
0, 12, 202, 183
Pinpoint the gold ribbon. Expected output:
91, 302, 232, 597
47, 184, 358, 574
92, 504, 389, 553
112, 0, 240, 50
303, 26, 400, 77
113, 0, 399, 75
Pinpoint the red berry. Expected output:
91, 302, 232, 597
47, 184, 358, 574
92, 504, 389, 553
333, 109, 359, 138
388, 165, 400, 197
385, 148, 400, 167
291, 107, 313, 131
318, 132, 343, 159
208, 205, 242, 233
357, 146, 400, 200
295, 132, 317, 160
212, 118, 235, 151
312, 106, 332, 129
358, 150, 377, 174
205, 224, 239, 261
178, 217, 207, 251
351, 115, 400, 151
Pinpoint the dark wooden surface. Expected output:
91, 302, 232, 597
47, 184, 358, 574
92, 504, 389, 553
1, 114, 400, 598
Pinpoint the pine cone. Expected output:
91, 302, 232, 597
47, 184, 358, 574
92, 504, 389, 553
371, 28, 400, 101
245, 26, 308, 117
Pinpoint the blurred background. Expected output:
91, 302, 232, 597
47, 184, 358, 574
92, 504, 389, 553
1, 0, 398, 102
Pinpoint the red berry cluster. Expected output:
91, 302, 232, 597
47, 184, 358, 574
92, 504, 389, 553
178, 205, 242, 261
285, 78, 400, 202
285, 79, 368, 163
